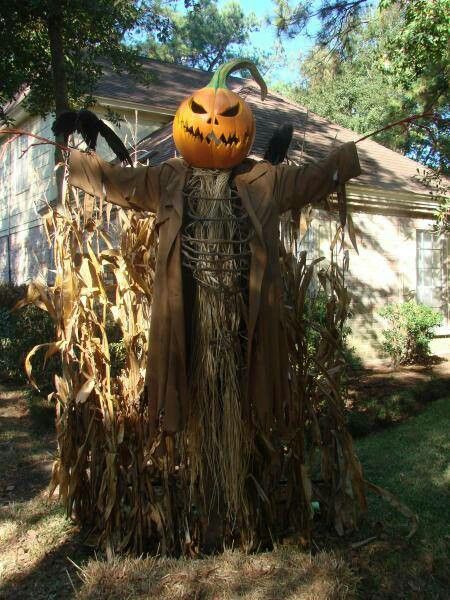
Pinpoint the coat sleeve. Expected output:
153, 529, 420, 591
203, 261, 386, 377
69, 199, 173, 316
68, 149, 162, 212
275, 141, 361, 213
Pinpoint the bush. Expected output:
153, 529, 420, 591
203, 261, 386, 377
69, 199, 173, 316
0, 299, 59, 390
379, 300, 442, 365
0, 282, 125, 388
0, 282, 27, 310
304, 291, 363, 371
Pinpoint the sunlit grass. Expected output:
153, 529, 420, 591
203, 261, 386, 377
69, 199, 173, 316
77, 548, 359, 600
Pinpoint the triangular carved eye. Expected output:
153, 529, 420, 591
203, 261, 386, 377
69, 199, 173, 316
219, 103, 240, 117
190, 99, 207, 114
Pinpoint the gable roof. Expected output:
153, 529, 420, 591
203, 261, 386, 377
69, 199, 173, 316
96, 59, 243, 114
96, 59, 439, 198
4, 57, 442, 199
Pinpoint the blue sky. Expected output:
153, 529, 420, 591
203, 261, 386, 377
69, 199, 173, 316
177, 0, 321, 84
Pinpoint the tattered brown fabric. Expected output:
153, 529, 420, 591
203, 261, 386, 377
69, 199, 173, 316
21, 149, 368, 552
68, 142, 361, 438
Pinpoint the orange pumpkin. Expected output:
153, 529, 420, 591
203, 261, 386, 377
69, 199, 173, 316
173, 59, 267, 169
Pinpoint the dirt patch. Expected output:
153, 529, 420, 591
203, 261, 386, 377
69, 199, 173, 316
346, 358, 450, 436
349, 357, 450, 394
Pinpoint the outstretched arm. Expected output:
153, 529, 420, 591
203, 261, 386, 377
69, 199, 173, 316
275, 141, 361, 213
68, 149, 162, 213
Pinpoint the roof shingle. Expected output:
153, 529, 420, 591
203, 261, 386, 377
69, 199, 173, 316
96, 58, 444, 196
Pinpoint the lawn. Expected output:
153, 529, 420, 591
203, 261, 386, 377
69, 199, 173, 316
357, 397, 450, 541
0, 381, 448, 599
354, 397, 450, 598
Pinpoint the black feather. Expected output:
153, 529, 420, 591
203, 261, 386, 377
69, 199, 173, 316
98, 119, 132, 166
51, 110, 78, 137
264, 123, 294, 165
76, 109, 102, 151
52, 109, 132, 165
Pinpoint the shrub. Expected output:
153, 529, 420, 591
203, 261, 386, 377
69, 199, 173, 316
0, 282, 125, 388
379, 300, 442, 365
0, 282, 27, 309
0, 301, 59, 389
305, 290, 363, 371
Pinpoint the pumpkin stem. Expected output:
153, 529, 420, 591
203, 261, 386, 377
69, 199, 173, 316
207, 59, 267, 101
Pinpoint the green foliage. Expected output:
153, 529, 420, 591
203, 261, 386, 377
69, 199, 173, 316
379, 300, 442, 365
304, 289, 327, 355
0, 282, 27, 310
110, 341, 127, 376
380, 0, 450, 108
0, 282, 125, 387
137, 0, 261, 71
0, 0, 178, 122
273, 0, 367, 52
304, 290, 362, 371
275, 2, 449, 172
0, 303, 58, 390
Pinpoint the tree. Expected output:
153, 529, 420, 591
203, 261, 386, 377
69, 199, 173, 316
275, 3, 449, 171
137, 0, 260, 71
0, 0, 183, 124
379, 0, 449, 112
273, 0, 449, 114
272, 0, 371, 54
0, 0, 183, 200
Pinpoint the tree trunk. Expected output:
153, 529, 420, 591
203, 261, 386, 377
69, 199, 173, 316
47, 0, 70, 205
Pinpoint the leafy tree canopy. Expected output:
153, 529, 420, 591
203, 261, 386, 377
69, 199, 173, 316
379, 0, 449, 112
136, 0, 261, 72
274, 0, 449, 110
274, 1, 449, 171
0, 0, 191, 123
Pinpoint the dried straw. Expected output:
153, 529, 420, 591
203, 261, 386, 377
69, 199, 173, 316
182, 168, 251, 524
19, 161, 367, 555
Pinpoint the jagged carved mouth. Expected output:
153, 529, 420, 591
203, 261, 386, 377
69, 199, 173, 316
183, 124, 243, 147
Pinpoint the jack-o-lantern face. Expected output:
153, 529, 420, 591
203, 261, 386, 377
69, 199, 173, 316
173, 59, 267, 169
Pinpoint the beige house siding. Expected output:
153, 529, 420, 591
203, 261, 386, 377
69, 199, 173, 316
306, 197, 449, 362
0, 114, 55, 282
0, 106, 167, 284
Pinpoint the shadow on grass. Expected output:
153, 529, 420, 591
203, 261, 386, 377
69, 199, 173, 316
0, 532, 88, 600
0, 386, 56, 501
0, 384, 91, 600
354, 397, 450, 599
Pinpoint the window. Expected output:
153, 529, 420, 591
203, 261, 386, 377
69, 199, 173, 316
15, 135, 30, 195
416, 230, 448, 322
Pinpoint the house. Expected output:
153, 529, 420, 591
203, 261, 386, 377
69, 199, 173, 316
1, 58, 448, 361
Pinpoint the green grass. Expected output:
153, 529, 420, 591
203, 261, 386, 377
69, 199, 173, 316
353, 397, 450, 598
357, 397, 450, 540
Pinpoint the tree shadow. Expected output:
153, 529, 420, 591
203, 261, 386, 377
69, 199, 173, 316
0, 384, 92, 600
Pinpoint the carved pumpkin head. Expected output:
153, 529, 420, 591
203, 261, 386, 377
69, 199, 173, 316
173, 59, 267, 169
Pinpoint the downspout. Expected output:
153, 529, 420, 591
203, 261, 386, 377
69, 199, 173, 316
6, 141, 12, 283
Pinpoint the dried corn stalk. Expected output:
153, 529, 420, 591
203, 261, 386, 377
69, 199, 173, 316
20, 164, 366, 555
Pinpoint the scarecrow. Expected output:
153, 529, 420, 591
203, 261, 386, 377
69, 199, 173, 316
52, 59, 362, 551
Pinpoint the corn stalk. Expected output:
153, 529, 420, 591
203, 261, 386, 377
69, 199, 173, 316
19, 164, 367, 554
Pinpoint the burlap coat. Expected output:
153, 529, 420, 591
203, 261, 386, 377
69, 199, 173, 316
69, 142, 361, 434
